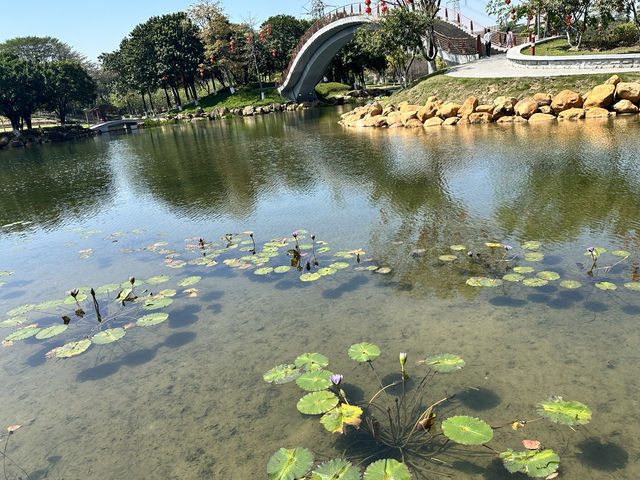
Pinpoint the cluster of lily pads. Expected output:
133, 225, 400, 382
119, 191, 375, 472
263, 343, 591, 479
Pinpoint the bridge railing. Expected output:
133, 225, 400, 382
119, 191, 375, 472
437, 6, 527, 47
434, 31, 480, 56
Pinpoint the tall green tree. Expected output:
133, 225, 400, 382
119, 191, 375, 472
0, 52, 46, 131
0, 36, 86, 63
259, 15, 311, 77
43, 60, 96, 125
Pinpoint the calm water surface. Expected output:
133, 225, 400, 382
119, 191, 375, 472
0, 108, 639, 479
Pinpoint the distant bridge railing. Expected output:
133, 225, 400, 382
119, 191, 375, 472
437, 6, 527, 47
434, 31, 480, 56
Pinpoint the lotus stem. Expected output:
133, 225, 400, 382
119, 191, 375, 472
367, 360, 384, 389
368, 381, 400, 406
402, 396, 450, 447
90, 288, 102, 323
2, 432, 31, 480
482, 443, 501, 455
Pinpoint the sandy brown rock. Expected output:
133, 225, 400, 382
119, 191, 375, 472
386, 111, 404, 126
372, 115, 388, 127
539, 105, 553, 115
437, 102, 461, 118
457, 115, 470, 125
493, 97, 518, 117
584, 84, 616, 109
443, 117, 459, 125
423, 117, 444, 127
585, 107, 615, 118
458, 96, 478, 116
496, 116, 515, 123
475, 104, 494, 114
557, 108, 585, 120
616, 82, 640, 103
528, 113, 556, 122
405, 118, 424, 128
417, 101, 439, 122
551, 90, 584, 113
514, 98, 539, 119
605, 74, 621, 86
469, 112, 493, 124
382, 105, 396, 116
612, 99, 639, 114
533, 93, 552, 106
513, 116, 528, 123
401, 111, 418, 125
399, 103, 422, 113
369, 102, 383, 116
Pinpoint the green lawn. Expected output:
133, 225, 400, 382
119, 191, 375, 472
315, 82, 352, 99
174, 86, 287, 114
522, 38, 640, 56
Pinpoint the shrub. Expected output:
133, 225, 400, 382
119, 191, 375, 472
613, 23, 638, 46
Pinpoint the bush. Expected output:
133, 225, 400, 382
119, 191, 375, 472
613, 23, 638, 46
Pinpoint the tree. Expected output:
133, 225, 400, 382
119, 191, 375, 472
387, 0, 442, 63
0, 52, 46, 131
260, 15, 311, 77
0, 36, 87, 64
43, 60, 96, 125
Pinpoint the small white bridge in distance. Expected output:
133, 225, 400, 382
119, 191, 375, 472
89, 119, 142, 133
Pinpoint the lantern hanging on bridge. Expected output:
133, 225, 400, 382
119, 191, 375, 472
505, 0, 510, 4
364, 0, 371, 14
511, 14, 515, 19
246, 33, 251, 44
381, 1, 387, 13
162, 74, 167, 80
266, 25, 271, 36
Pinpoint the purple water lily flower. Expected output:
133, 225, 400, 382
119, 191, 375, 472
292, 231, 298, 238
70, 288, 79, 298
588, 247, 595, 253
129, 276, 135, 285
467, 251, 473, 257
329, 374, 343, 386
504, 245, 513, 251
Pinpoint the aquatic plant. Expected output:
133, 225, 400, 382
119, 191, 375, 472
264, 343, 591, 479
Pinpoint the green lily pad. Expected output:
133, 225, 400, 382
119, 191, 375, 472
500, 449, 560, 478
300, 273, 321, 282
624, 282, 640, 291
376, 267, 392, 274
537, 396, 591, 425
425, 353, 465, 372
64, 294, 87, 304
348, 342, 380, 362
178, 276, 202, 287
466, 277, 502, 287
296, 370, 334, 391
6, 304, 35, 317
442, 415, 493, 445
595, 282, 617, 290
146, 275, 170, 284
334, 252, 353, 258
316, 247, 331, 254
320, 404, 363, 434
297, 391, 339, 415
255, 267, 274, 275
522, 241, 541, 250
523, 278, 548, 287
514, 266, 535, 273
317, 267, 337, 276
274, 266, 291, 274
0, 271, 13, 277
55, 339, 92, 358
363, 459, 411, 480
439, 255, 458, 262
0, 281, 5, 287
0, 317, 26, 328
524, 252, 544, 262
34, 299, 65, 311
142, 297, 173, 310
537, 271, 560, 281
120, 279, 144, 288
331, 262, 350, 270
310, 459, 360, 480
4, 326, 41, 341
503, 273, 524, 282
137, 312, 169, 327
94, 283, 122, 295
35, 325, 68, 339
92, 328, 126, 345
267, 447, 313, 480
263, 364, 302, 384
295, 353, 329, 370
612, 250, 631, 257
450, 245, 467, 251
560, 280, 581, 289
584, 247, 606, 257
485, 242, 503, 248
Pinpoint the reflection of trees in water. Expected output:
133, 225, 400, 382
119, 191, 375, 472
0, 140, 114, 230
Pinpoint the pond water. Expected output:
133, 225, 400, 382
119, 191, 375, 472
0, 107, 639, 479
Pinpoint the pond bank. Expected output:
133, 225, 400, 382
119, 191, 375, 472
0, 125, 97, 151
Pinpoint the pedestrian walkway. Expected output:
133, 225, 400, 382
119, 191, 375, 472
446, 54, 640, 78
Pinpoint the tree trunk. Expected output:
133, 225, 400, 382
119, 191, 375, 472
24, 115, 32, 130
163, 87, 172, 109
148, 92, 155, 114
141, 93, 148, 115
190, 82, 199, 105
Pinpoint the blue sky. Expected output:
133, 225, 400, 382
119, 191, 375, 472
0, 1, 494, 63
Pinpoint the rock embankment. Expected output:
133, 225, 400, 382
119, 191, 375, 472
0, 125, 97, 150
339, 75, 636, 129
170, 101, 318, 123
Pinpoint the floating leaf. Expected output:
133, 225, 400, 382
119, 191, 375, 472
6, 304, 35, 317
255, 267, 274, 275
522, 440, 541, 450
524, 252, 544, 262
264, 364, 302, 384
267, 447, 313, 480
612, 250, 631, 257
584, 247, 606, 257
321, 404, 363, 434
295, 353, 329, 370
450, 245, 466, 251
537, 271, 560, 281
500, 449, 560, 478
624, 282, 640, 291
6, 425, 21, 433
595, 282, 617, 290
425, 353, 465, 372
137, 312, 169, 327
537, 396, 591, 425
560, 280, 581, 289
522, 241, 541, 250
297, 391, 339, 415
92, 328, 126, 345
514, 266, 535, 274
523, 278, 548, 287
178, 276, 202, 287
503, 273, 524, 282
442, 415, 493, 445
331, 262, 350, 270
0, 317, 26, 328
300, 273, 321, 282
34, 299, 64, 311
158, 289, 177, 297
296, 370, 334, 391
485, 242, 503, 248
439, 255, 458, 262
4, 326, 40, 341
310, 458, 360, 480
363, 459, 411, 480
166, 260, 187, 269
35, 325, 68, 339
94, 283, 121, 295
466, 277, 502, 287
316, 247, 331, 254
274, 266, 291, 274
55, 339, 91, 358
64, 294, 87, 304
146, 275, 170, 284
142, 297, 173, 310
317, 267, 337, 276
0, 271, 13, 277
348, 342, 380, 362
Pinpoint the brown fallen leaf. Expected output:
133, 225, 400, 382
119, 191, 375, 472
522, 439, 541, 450
7, 425, 21, 433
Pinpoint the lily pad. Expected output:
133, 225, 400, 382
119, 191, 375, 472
274, 266, 291, 274
296, 370, 334, 391
523, 278, 548, 287
560, 280, 581, 289
376, 267, 392, 274
295, 353, 329, 370
485, 242, 503, 248
55, 339, 91, 358
363, 459, 411, 480
320, 404, 363, 434
514, 266, 535, 274
0, 271, 13, 277
4, 326, 40, 341
503, 273, 524, 282
524, 252, 544, 262
64, 294, 87, 304
34, 299, 65, 311
142, 298, 173, 310
92, 328, 126, 345
612, 250, 631, 257
300, 273, 321, 282
522, 241, 541, 251
267, 447, 313, 480
466, 277, 502, 287
310, 459, 360, 480
331, 262, 350, 270
500, 449, 560, 478
442, 415, 493, 445
595, 282, 617, 290
178, 275, 202, 287
537, 396, 591, 425
35, 325, 68, 339
348, 342, 380, 362
137, 312, 169, 327
317, 267, 337, 276
95, 283, 121, 295
158, 289, 177, 297
146, 275, 170, 284
255, 267, 274, 275
263, 364, 302, 384
316, 247, 331, 254
6, 304, 35, 317
0, 317, 26, 328
297, 391, 339, 415
424, 353, 465, 373
439, 255, 458, 262
624, 282, 640, 291
537, 271, 560, 281
450, 245, 467, 251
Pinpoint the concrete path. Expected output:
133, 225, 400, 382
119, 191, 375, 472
446, 54, 640, 78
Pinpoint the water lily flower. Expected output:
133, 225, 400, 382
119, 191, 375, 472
129, 276, 135, 285
70, 289, 79, 298
504, 245, 512, 251
305, 260, 311, 270
588, 247, 595, 253
467, 251, 473, 257
399, 352, 407, 367
292, 232, 298, 238
311, 234, 315, 240
329, 374, 343, 386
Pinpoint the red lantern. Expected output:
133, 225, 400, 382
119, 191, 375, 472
505, 0, 510, 3
365, 6, 371, 13
566, 14, 572, 20
565, 21, 571, 26
260, 30, 265, 41
230, 41, 235, 53
272, 49, 276, 56
266, 25, 271, 36
364, 0, 370, 4
209, 55, 214, 62
246, 33, 251, 44
162, 74, 167, 80
180, 76, 184, 83
200, 69, 204, 77
511, 8, 515, 13
511, 14, 515, 19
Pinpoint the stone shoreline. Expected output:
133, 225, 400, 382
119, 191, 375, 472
0, 125, 98, 151
339, 74, 638, 129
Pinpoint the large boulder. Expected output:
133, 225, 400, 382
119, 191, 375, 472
401, 111, 419, 126
496, 116, 515, 123
514, 98, 539, 119
424, 117, 444, 127
382, 104, 396, 116
386, 111, 404, 127
443, 117, 459, 126
475, 104, 494, 113
616, 82, 640, 103
605, 74, 621, 86
417, 100, 439, 122
405, 118, 424, 128
493, 97, 518, 117
612, 99, 639, 114
372, 115, 388, 127
539, 105, 554, 115
436, 102, 461, 118
469, 112, 493, 124
242, 105, 255, 116
533, 93, 552, 106
557, 108, 585, 120
458, 96, 478, 116
369, 102, 383, 116
585, 107, 615, 118
551, 90, 583, 113
457, 115, 470, 125
528, 113, 556, 123
399, 103, 422, 113
584, 83, 616, 109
